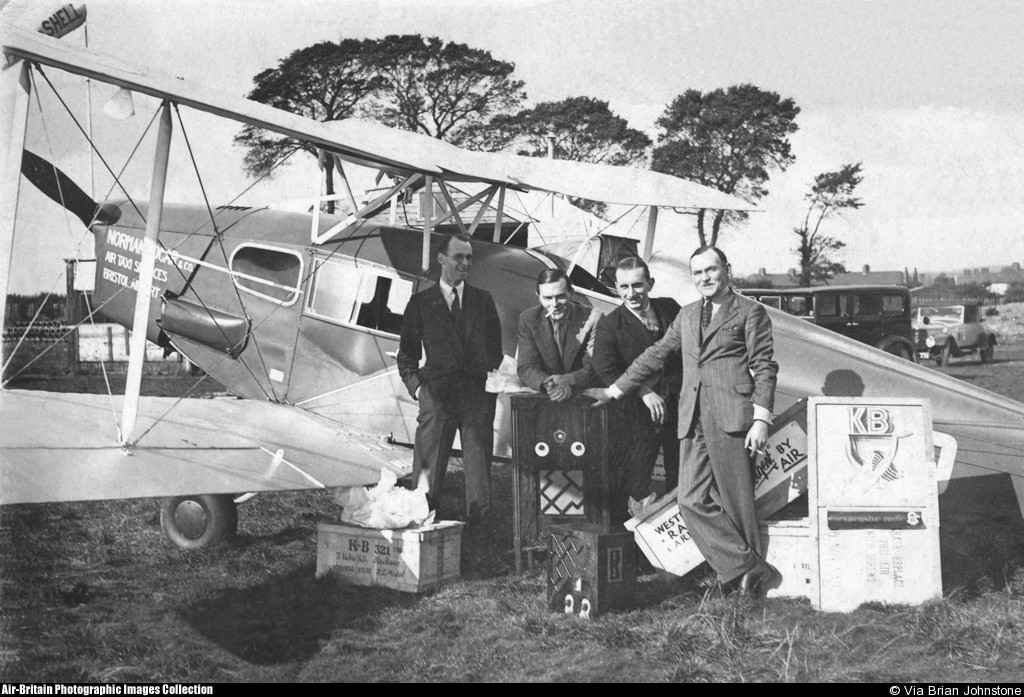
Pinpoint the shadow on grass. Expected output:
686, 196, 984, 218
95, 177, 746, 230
940, 472, 1024, 594
180, 563, 422, 665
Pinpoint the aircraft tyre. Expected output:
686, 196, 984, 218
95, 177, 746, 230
159, 494, 238, 549
938, 341, 954, 367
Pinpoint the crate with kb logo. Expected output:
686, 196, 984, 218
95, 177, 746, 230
808, 398, 941, 612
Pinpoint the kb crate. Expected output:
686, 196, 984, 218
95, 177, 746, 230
316, 520, 465, 593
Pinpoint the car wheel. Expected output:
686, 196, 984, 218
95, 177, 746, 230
980, 342, 994, 363
939, 342, 954, 367
159, 494, 238, 549
877, 336, 915, 362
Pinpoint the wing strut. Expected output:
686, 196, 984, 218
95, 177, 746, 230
311, 167, 423, 245
642, 205, 659, 261
121, 100, 173, 445
492, 185, 506, 243
436, 181, 468, 235
466, 186, 498, 236
421, 176, 433, 274
0, 60, 31, 370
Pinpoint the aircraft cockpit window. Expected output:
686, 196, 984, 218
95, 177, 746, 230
230, 245, 302, 305
306, 257, 414, 336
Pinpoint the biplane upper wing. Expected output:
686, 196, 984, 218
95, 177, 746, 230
0, 388, 412, 505
323, 118, 757, 210
0, 27, 443, 177
1, 26, 754, 212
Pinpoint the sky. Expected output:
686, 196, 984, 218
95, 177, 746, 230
2, 0, 1023, 294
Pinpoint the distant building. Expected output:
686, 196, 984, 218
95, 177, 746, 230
740, 265, 917, 288
831, 265, 917, 287
957, 263, 1024, 295
741, 268, 798, 288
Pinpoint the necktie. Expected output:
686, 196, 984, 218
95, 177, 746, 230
640, 309, 658, 336
450, 289, 464, 333
701, 299, 713, 331
553, 320, 565, 358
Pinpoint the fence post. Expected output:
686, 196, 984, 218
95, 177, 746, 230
64, 259, 80, 375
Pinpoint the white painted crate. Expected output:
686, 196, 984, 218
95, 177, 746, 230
316, 520, 465, 593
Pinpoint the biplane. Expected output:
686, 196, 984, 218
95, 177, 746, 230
4, 20, 1024, 555
0, 23, 751, 547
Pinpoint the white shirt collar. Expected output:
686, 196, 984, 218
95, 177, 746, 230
439, 278, 463, 304
705, 289, 733, 314
624, 299, 653, 323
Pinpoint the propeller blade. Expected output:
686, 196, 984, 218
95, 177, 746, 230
20, 149, 120, 226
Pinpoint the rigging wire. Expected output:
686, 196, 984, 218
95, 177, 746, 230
34, 65, 148, 224
165, 104, 273, 400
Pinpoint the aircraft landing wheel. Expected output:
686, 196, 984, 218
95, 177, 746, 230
159, 494, 238, 549
981, 343, 994, 363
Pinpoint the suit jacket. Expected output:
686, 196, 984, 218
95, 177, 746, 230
516, 300, 601, 391
397, 282, 504, 399
592, 297, 682, 399
616, 290, 777, 435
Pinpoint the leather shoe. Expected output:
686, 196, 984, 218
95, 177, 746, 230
739, 560, 779, 597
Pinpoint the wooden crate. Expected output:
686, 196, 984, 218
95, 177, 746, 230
316, 521, 465, 593
761, 517, 813, 599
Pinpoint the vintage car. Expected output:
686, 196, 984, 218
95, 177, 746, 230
913, 302, 997, 366
738, 285, 917, 362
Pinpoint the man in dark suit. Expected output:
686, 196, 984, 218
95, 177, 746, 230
517, 268, 601, 402
592, 257, 681, 523
589, 246, 779, 595
397, 232, 504, 522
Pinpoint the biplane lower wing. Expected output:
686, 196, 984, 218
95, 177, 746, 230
0, 389, 412, 505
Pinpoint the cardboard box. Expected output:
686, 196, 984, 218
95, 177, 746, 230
316, 520, 465, 593
548, 521, 635, 618
625, 399, 808, 578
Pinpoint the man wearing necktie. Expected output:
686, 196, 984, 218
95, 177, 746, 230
592, 257, 682, 523
397, 233, 504, 523
516, 268, 601, 402
588, 246, 780, 596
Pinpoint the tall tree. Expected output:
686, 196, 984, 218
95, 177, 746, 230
652, 84, 800, 246
478, 96, 651, 166
794, 163, 864, 287
367, 35, 526, 146
234, 40, 385, 213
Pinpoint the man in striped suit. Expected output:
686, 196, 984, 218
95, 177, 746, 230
588, 246, 780, 596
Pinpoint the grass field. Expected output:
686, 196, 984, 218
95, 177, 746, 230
3, 336, 1024, 682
